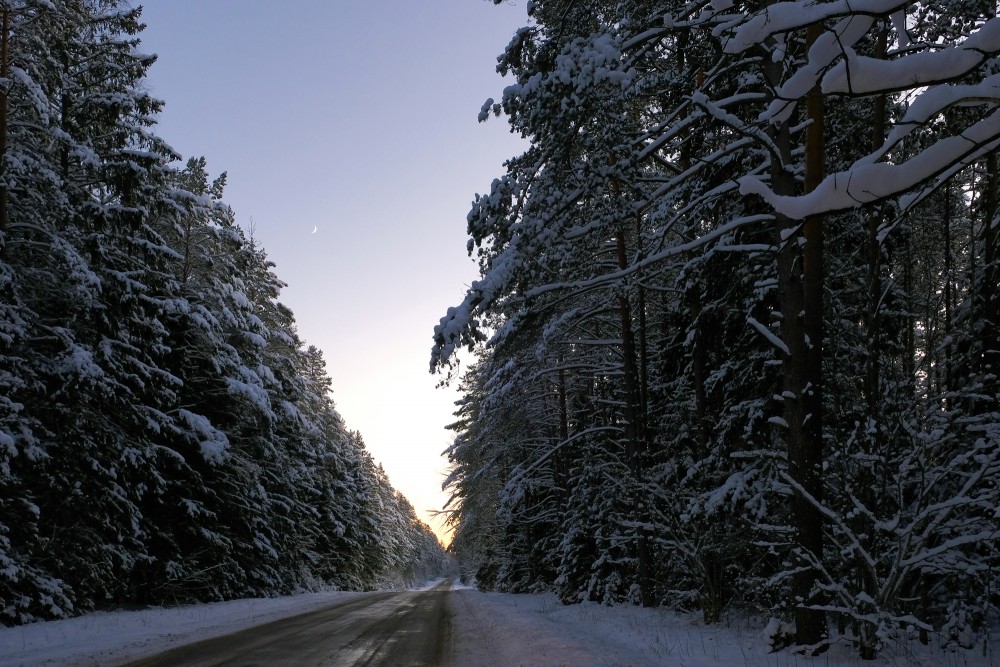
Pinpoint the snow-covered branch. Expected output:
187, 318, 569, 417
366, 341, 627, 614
739, 108, 1000, 219
720, 0, 910, 53
823, 18, 1000, 96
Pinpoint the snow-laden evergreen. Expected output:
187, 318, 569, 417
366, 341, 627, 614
437, 0, 1000, 659
0, 1, 447, 626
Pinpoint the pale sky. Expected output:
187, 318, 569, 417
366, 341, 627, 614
135, 0, 527, 543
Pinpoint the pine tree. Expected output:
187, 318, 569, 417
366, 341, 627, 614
436, 0, 1000, 658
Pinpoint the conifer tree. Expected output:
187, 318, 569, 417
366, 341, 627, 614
437, 0, 1000, 657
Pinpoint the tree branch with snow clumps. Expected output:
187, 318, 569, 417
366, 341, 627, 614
740, 106, 1000, 219
730, 8, 1000, 220
822, 17, 1000, 96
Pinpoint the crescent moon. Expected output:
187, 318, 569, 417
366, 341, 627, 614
311, 225, 318, 234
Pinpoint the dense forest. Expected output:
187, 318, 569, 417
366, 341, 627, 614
0, 1, 447, 626
436, 0, 1000, 659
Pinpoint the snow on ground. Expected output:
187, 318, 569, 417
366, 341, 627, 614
1, 582, 997, 666
450, 588, 999, 667
415, 577, 448, 591
0, 590, 366, 667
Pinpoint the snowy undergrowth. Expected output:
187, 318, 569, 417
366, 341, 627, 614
451, 588, 1000, 667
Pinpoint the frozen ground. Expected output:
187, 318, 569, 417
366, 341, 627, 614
0, 582, 996, 666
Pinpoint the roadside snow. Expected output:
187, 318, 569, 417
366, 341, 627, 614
415, 577, 448, 591
450, 588, 998, 667
0, 591, 365, 667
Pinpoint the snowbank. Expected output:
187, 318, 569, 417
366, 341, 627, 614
450, 588, 998, 667
0, 591, 364, 667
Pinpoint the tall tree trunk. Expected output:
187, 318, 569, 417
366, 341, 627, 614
981, 152, 999, 391
857, 25, 888, 660
865, 26, 887, 425
687, 282, 711, 451
904, 231, 916, 382
617, 231, 654, 607
0, 8, 10, 238
978, 0, 1000, 397
773, 23, 827, 652
555, 362, 570, 496
942, 182, 953, 402
636, 217, 652, 454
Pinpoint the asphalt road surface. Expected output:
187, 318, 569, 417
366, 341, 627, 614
121, 580, 453, 667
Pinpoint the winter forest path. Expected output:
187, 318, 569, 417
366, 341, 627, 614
121, 579, 453, 667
